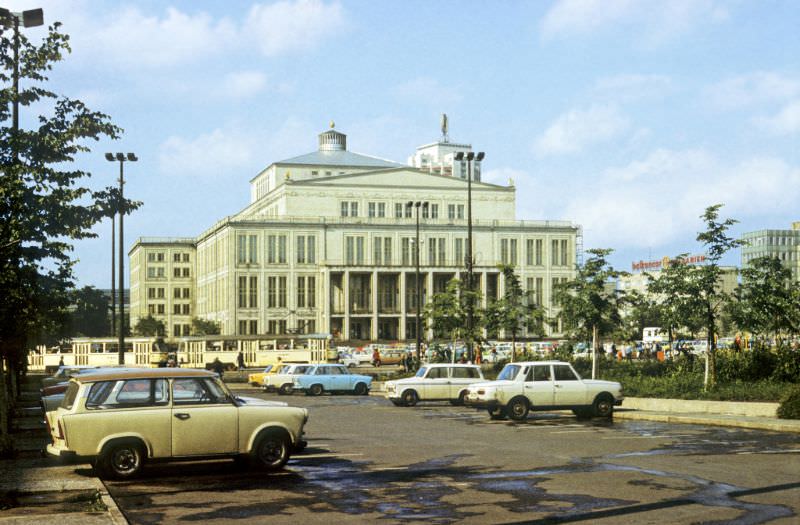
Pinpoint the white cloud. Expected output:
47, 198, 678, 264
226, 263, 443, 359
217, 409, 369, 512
706, 72, 800, 111
244, 0, 347, 56
754, 100, 800, 135
534, 105, 629, 156
392, 77, 463, 107
222, 71, 269, 99
158, 128, 260, 178
540, 0, 728, 44
592, 74, 674, 102
561, 149, 800, 249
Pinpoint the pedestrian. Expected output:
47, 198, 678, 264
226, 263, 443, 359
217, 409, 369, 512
58, 355, 64, 367
237, 350, 245, 375
372, 348, 381, 367
212, 357, 225, 378
624, 344, 633, 362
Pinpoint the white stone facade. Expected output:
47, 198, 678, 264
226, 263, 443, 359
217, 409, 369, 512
130, 127, 580, 342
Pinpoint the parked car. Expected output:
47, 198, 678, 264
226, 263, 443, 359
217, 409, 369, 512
45, 368, 308, 479
41, 365, 103, 389
373, 349, 407, 367
464, 361, 624, 421
384, 364, 485, 407
247, 365, 277, 386
338, 353, 362, 368
292, 364, 372, 396
264, 364, 314, 395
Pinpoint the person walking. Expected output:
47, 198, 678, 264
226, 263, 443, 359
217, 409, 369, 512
237, 350, 245, 376
211, 357, 225, 378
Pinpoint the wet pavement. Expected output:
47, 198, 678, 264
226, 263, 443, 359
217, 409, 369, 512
103, 391, 800, 524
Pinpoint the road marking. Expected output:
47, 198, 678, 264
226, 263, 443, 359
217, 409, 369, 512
371, 466, 407, 471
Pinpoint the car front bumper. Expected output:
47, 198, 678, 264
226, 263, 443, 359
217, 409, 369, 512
463, 396, 499, 410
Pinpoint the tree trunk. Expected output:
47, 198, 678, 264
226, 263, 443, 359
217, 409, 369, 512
511, 330, 517, 363
591, 324, 598, 380
0, 357, 13, 458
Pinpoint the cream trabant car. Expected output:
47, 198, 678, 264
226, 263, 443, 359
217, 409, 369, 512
384, 364, 485, 407
263, 363, 313, 395
45, 368, 308, 479
464, 361, 624, 421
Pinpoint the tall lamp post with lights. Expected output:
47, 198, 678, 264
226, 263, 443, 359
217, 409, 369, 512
106, 152, 137, 364
453, 151, 484, 362
407, 201, 428, 361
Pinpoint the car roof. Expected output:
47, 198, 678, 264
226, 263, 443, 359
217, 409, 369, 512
425, 363, 479, 368
71, 368, 217, 383
505, 361, 569, 366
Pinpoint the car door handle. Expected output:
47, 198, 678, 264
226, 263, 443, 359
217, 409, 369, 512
174, 413, 191, 420
554, 385, 562, 388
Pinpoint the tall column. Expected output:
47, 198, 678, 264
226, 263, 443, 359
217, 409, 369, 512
343, 270, 350, 341
399, 272, 407, 340
371, 270, 379, 340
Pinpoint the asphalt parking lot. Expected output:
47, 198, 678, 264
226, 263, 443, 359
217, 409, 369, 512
104, 390, 800, 524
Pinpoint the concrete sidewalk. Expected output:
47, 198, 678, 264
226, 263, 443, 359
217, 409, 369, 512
0, 385, 126, 524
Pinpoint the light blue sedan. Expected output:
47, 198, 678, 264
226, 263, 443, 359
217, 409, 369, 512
292, 364, 372, 396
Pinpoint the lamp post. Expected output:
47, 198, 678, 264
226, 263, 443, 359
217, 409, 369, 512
106, 152, 137, 364
454, 151, 484, 362
111, 215, 115, 337
407, 201, 428, 361
0, 7, 43, 145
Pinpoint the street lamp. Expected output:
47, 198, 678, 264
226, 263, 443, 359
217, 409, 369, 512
454, 150, 485, 362
106, 152, 138, 364
407, 200, 428, 362
0, 7, 44, 143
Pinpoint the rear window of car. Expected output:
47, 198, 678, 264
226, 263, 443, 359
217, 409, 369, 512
451, 367, 479, 379
86, 379, 169, 409
61, 382, 80, 410
553, 365, 578, 381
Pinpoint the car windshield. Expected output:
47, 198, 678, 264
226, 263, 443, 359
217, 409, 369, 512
497, 364, 522, 381
415, 367, 427, 378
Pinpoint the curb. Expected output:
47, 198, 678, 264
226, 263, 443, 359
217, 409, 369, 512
614, 409, 800, 433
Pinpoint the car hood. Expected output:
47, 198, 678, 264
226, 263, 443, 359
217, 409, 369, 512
235, 396, 288, 407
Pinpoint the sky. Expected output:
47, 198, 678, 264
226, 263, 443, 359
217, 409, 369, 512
7, 0, 800, 288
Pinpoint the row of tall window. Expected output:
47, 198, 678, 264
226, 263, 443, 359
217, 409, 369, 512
237, 319, 317, 336
236, 234, 317, 265
237, 276, 317, 309
147, 252, 190, 263
341, 201, 444, 219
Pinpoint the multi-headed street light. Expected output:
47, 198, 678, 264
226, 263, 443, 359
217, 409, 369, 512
454, 151, 485, 362
407, 200, 428, 362
105, 152, 138, 364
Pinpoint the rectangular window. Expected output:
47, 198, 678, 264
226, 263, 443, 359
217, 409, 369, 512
174, 288, 181, 299
455, 238, 463, 266
560, 239, 568, 266
346, 237, 355, 265
182, 253, 189, 262
307, 235, 315, 263
368, 202, 376, 217
238, 276, 247, 308
308, 276, 316, 308
268, 235, 276, 263
157, 304, 165, 314
457, 204, 465, 219
148, 304, 155, 314
173, 304, 181, 314
182, 267, 189, 277
249, 276, 257, 308
148, 253, 156, 262
356, 237, 364, 264
278, 276, 287, 307
157, 288, 165, 299
182, 304, 190, 315
249, 320, 257, 335
268, 276, 277, 308
536, 277, 543, 306
510, 239, 518, 266
422, 205, 429, 219
278, 235, 286, 263
430, 204, 439, 219
173, 253, 181, 262
183, 288, 190, 299
552, 239, 559, 266
173, 267, 181, 278
384, 237, 392, 265
297, 235, 306, 263
341, 201, 348, 217
148, 288, 156, 299
248, 235, 257, 263
378, 203, 386, 217
448, 204, 456, 219
374, 237, 382, 265
526, 239, 534, 266
239, 320, 248, 335
501, 239, 509, 264
536, 239, 543, 265
428, 237, 436, 265
402, 238, 411, 266
237, 235, 247, 264
405, 204, 412, 218
350, 201, 358, 217
438, 238, 445, 265
297, 276, 306, 308
395, 203, 403, 218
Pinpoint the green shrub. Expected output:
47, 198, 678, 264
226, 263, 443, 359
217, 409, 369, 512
771, 346, 800, 382
716, 348, 776, 382
777, 385, 800, 419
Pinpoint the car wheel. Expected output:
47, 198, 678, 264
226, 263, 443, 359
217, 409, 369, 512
593, 395, 614, 418
488, 406, 507, 420
450, 391, 467, 406
309, 384, 324, 396
278, 384, 293, 395
401, 389, 418, 407
507, 397, 530, 421
353, 382, 368, 395
572, 408, 592, 420
97, 440, 145, 480
251, 429, 290, 471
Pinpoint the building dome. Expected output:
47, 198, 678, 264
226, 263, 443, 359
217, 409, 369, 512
318, 122, 346, 151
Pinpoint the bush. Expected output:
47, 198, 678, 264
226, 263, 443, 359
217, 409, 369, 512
777, 385, 800, 419
771, 346, 800, 382
716, 348, 776, 382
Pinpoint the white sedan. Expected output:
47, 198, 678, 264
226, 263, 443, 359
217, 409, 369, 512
385, 364, 485, 407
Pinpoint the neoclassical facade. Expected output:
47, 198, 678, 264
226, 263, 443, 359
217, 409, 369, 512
129, 126, 580, 342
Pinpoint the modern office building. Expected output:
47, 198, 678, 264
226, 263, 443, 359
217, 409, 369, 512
741, 222, 800, 282
129, 124, 581, 342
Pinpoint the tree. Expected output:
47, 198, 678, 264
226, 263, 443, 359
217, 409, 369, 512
647, 256, 706, 344
425, 278, 482, 362
191, 317, 221, 336
484, 265, 545, 361
1, 21, 138, 455
552, 248, 625, 379
69, 286, 110, 337
133, 315, 166, 337
617, 290, 662, 342
728, 256, 800, 340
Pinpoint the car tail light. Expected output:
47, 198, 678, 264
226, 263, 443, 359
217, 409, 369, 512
56, 420, 65, 440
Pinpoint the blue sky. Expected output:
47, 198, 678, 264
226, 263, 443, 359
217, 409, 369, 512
9, 0, 800, 287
